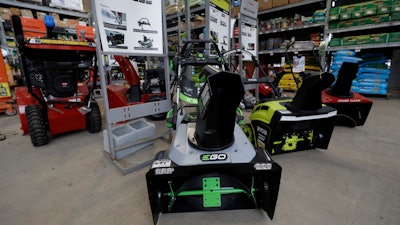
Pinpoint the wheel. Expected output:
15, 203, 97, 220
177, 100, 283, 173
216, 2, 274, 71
147, 95, 167, 120
25, 104, 48, 146
5, 106, 17, 116
243, 123, 255, 145
86, 103, 102, 133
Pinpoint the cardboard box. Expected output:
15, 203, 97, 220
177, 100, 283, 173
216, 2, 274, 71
50, 0, 84, 11
289, 0, 303, 4
20, 17, 47, 39
272, 0, 288, 8
20, 9, 34, 18
0, 7, 12, 20
36, 12, 47, 20
10, 8, 21, 16
258, 0, 272, 10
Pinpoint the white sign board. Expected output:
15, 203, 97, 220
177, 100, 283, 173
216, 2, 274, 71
240, 0, 259, 19
209, 0, 231, 51
93, 0, 164, 55
240, 15, 258, 61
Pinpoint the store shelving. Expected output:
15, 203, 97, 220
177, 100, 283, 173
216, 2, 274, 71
0, 0, 89, 18
257, 0, 326, 61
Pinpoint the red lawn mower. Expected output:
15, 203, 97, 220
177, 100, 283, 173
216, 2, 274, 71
12, 15, 102, 146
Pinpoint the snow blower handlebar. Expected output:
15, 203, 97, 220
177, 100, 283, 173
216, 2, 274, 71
221, 48, 283, 98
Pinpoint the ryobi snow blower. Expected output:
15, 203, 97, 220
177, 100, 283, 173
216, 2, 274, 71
243, 71, 338, 155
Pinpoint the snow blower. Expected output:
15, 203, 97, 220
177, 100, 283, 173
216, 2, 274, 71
146, 40, 281, 224
321, 62, 373, 127
243, 71, 338, 155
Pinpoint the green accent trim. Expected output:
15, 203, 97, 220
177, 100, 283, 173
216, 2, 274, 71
203, 177, 221, 207
165, 109, 174, 128
177, 188, 246, 197
167, 181, 176, 211
250, 100, 290, 125
282, 135, 304, 151
236, 108, 244, 125
179, 92, 198, 104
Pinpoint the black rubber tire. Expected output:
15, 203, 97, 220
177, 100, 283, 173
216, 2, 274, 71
5, 107, 17, 116
86, 103, 102, 133
25, 104, 48, 147
147, 95, 167, 120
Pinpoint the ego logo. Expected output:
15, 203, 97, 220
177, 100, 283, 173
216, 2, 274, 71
200, 153, 228, 161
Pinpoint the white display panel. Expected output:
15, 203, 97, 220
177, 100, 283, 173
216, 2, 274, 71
209, 0, 230, 52
240, 15, 258, 61
93, 0, 164, 55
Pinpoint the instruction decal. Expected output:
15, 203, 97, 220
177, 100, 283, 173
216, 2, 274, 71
93, 0, 163, 54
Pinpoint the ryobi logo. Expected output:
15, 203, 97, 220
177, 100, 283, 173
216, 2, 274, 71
200, 153, 228, 161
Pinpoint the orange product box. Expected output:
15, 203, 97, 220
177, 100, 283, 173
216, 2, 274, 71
20, 17, 47, 39
76, 25, 94, 41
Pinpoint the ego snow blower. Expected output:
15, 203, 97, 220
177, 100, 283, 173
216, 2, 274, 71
146, 40, 281, 225
243, 72, 338, 155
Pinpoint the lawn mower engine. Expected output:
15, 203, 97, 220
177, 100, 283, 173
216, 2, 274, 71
146, 71, 281, 224
243, 72, 337, 155
12, 15, 102, 146
321, 62, 373, 127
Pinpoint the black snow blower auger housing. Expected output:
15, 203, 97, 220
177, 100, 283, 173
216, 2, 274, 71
321, 62, 373, 127
243, 72, 338, 155
146, 45, 281, 224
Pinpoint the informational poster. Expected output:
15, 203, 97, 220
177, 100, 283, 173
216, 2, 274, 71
93, 0, 164, 55
240, 0, 259, 19
209, 0, 230, 52
240, 15, 258, 61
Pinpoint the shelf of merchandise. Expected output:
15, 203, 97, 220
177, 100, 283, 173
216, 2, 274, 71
0, 0, 90, 85
257, 0, 326, 72
259, 21, 324, 35
258, 0, 325, 15
324, 0, 400, 96
327, 42, 400, 52
326, 21, 400, 34
0, 0, 89, 18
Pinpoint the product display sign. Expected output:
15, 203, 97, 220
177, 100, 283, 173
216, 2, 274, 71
209, 0, 230, 51
240, 0, 259, 19
93, 0, 164, 55
240, 15, 258, 61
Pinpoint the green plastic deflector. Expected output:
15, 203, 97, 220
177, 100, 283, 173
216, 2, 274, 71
203, 177, 221, 208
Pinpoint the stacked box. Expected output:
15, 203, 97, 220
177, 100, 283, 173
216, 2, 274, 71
391, 3, 400, 12
0, 7, 12, 20
49, 0, 84, 11
259, 0, 273, 11
392, 11, 400, 20
388, 32, 400, 42
329, 38, 342, 47
272, 0, 288, 8
329, 7, 340, 21
338, 14, 390, 28
342, 36, 358, 46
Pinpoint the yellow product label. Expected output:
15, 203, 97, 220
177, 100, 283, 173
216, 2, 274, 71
0, 82, 11, 97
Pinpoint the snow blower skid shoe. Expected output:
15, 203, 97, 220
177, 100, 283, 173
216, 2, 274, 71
146, 71, 281, 225
244, 72, 337, 155
322, 62, 373, 127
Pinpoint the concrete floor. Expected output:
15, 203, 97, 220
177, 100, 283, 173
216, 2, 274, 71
0, 97, 400, 225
